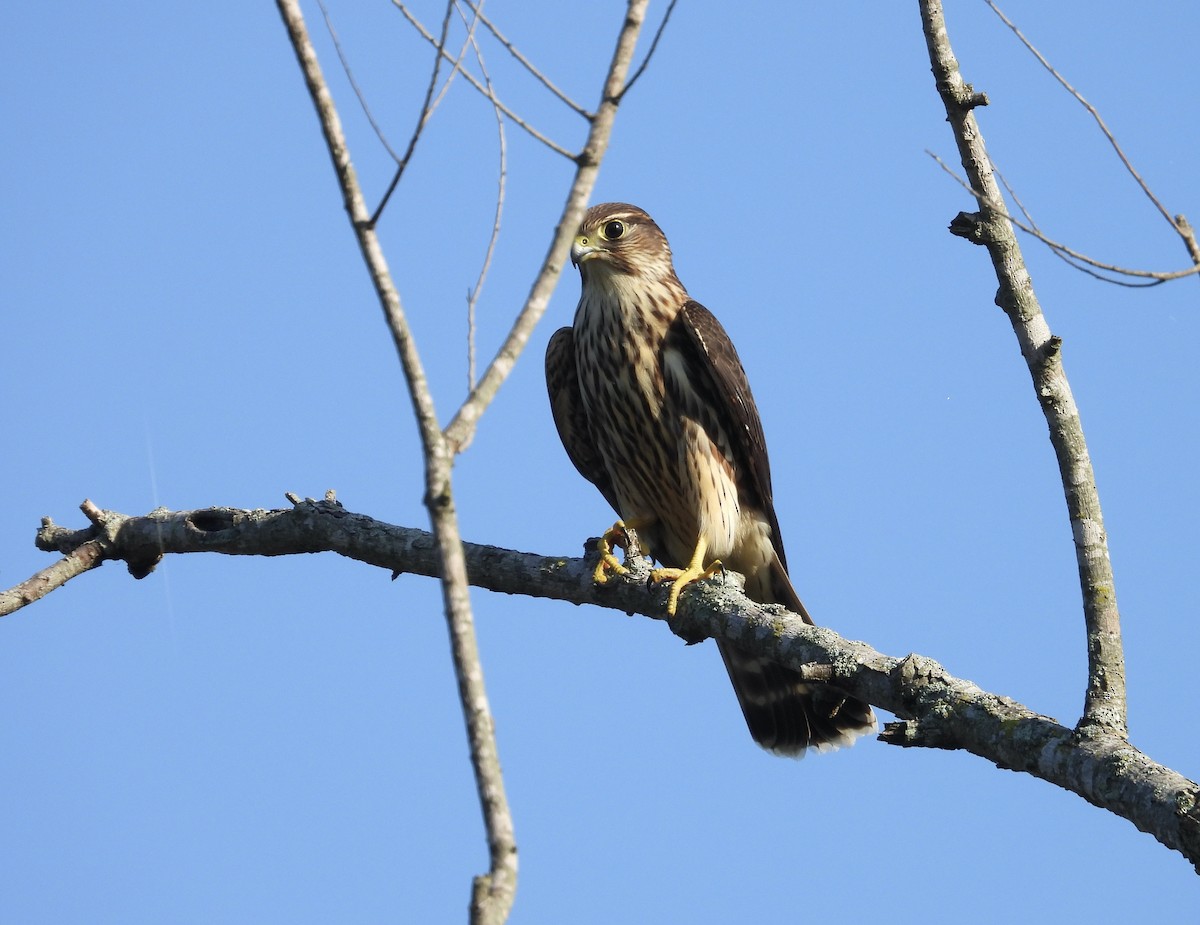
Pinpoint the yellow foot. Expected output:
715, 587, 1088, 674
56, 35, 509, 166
593, 521, 633, 585
649, 537, 722, 615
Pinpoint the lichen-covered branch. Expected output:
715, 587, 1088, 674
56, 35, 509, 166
918, 0, 1127, 739
17, 499, 1200, 873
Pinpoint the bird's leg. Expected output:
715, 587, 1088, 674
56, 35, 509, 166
650, 537, 722, 616
593, 520, 651, 585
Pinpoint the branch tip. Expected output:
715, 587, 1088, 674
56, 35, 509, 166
958, 86, 989, 110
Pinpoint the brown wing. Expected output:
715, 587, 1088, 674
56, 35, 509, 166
545, 326, 621, 514
663, 300, 788, 570
666, 304, 877, 752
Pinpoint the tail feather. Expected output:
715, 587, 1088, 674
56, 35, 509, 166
721, 554, 876, 756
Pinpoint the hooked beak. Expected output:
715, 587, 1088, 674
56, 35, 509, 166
570, 234, 598, 268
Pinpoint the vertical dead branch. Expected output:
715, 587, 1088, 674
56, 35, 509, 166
275, 3, 514, 921
277, 1, 652, 921
917, 0, 1127, 738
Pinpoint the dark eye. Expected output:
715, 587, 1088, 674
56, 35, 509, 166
602, 220, 625, 239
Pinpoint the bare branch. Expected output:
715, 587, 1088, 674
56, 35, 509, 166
985, 0, 1200, 270
919, 0, 1127, 737
0, 533, 104, 617
926, 150, 1199, 283
619, 0, 679, 100
995, 165, 1166, 288
392, 1, 575, 159
316, 0, 402, 162
455, 1, 507, 391
275, 4, 515, 920
20, 498, 1200, 873
457, 0, 591, 118
443, 0, 654, 454
374, 1, 458, 221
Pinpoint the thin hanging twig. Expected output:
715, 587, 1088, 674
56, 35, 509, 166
995, 165, 1163, 288
454, 1, 507, 392
316, 0, 402, 161
985, 0, 1200, 269
926, 150, 1199, 283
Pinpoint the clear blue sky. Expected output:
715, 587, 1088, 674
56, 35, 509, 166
4, 2, 1198, 921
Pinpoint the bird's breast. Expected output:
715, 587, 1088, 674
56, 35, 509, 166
572, 291, 744, 566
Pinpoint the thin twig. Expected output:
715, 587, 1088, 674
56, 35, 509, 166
919, 0, 1127, 738
619, 0, 678, 100
926, 150, 1198, 284
996, 165, 1164, 288
316, 0, 402, 162
391, 1, 574, 159
426, 2, 483, 117
374, 1, 458, 222
458, 0, 591, 118
375, 2, 483, 220
455, 0, 506, 391
442, 0, 654, 454
985, 0, 1200, 269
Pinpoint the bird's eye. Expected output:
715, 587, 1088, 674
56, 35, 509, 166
602, 220, 625, 240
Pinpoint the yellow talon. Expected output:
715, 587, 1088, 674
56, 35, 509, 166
592, 521, 632, 585
650, 537, 722, 615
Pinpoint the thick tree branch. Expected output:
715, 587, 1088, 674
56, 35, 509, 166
16, 500, 1200, 873
919, 0, 1127, 739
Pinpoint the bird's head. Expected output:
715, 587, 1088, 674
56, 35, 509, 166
570, 203, 677, 286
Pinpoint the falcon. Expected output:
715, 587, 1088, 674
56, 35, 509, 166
545, 202, 875, 755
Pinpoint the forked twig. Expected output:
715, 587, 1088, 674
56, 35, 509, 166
392, 1, 574, 159
620, 0, 679, 99
374, 1, 462, 222
458, 0, 590, 118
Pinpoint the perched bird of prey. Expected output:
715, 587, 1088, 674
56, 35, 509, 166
545, 202, 876, 755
